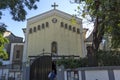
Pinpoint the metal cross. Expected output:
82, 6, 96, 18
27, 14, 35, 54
51, 2, 58, 9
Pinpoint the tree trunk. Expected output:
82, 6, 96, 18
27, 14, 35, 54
87, 0, 105, 66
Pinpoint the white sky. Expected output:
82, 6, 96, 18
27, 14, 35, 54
0, 0, 93, 38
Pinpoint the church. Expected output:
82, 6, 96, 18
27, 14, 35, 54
23, 3, 87, 60
22, 4, 89, 79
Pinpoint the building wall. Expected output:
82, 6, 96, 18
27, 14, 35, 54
27, 14, 84, 57
8, 43, 24, 80
64, 66, 120, 80
10, 43, 24, 70
0, 67, 9, 80
85, 70, 109, 80
114, 70, 120, 80
9, 71, 22, 80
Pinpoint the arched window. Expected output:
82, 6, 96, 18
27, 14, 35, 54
34, 27, 36, 32
77, 28, 80, 34
73, 27, 76, 32
51, 41, 57, 54
38, 25, 40, 30
29, 28, 32, 34
69, 25, 72, 30
42, 23, 45, 29
65, 23, 67, 29
60, 22, 64, 27
46, 22, 49, 27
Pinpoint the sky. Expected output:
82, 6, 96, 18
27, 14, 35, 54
0, 0, 93, 38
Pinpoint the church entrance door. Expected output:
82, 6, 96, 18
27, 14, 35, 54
30, 56, 52, 80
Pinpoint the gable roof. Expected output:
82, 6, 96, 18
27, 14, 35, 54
4, 31, 23, 40
85, 32, 93, 42
27, 9, 82, 24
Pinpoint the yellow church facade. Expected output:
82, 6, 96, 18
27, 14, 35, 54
24, 9, 86, 59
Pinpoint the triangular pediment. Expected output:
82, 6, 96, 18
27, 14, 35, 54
27, 9, 82, 24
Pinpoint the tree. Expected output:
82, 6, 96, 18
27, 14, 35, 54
73, 0, 120, 66
0, 23, 8, 59
0, 0, 39, 21
0, 0, 39, 59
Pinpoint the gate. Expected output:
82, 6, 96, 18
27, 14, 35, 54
30, 56, 52, 80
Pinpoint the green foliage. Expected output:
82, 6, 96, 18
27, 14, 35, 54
57, 51, 120, 68
57, 57, 88, 69
0, 48, 8, 60
97, 50, 120, 66
0, 25, 9, 60
76, 0, 120, 49
0, 0, 39, 21
0, 0, 39, 59
0, 0, 39, 60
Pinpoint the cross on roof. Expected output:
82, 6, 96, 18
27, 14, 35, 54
51, 2, 58, 9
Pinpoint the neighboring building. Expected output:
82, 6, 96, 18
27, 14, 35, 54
9, 43, 24, 80
84, 32, 117, 53
0, 31, 24, 80
84, 31, 93, 54
4, 31, 23, 59
103, 34, 120, 51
